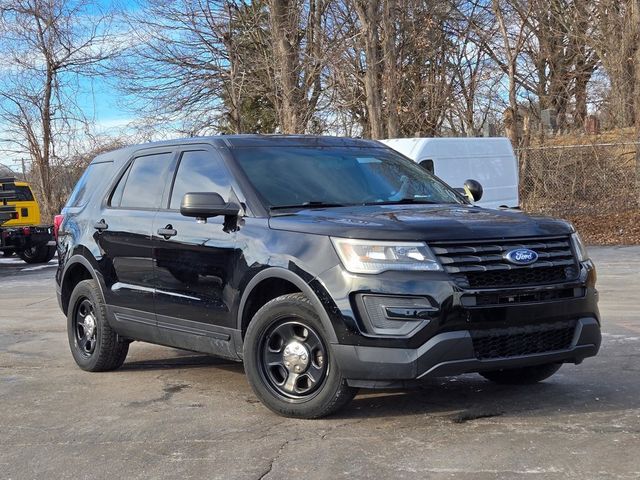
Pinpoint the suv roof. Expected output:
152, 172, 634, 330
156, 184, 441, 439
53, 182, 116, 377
91, 135, 382, 164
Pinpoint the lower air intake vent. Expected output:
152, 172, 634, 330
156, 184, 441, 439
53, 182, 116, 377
470, 320, 577, 360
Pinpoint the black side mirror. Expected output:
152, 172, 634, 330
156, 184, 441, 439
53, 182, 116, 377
464, 179, 483, 202
180, 192, 240, 219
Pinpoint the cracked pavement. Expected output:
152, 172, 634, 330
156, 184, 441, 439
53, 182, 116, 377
1, 247, 639, 479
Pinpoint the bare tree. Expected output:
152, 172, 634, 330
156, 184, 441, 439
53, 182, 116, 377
268, 0, 328, 133
491, 0, 531, 147
0, 0, 114, 219
588, 0, 639, 128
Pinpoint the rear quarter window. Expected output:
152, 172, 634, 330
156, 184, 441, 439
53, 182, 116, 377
66, 162, 113, 208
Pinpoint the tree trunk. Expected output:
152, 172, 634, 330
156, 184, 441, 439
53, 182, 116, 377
269, 0, 302, 133
38, 65, 54, 220
355, 0, 384, 139
382, 0, 398, 138
573, 70, 589, 130
633, 0, 640, 205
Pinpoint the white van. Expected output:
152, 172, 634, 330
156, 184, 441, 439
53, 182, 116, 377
380, 137, 519, 209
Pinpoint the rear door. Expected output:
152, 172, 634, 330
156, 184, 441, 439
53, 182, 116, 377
96, 149, 176, 338
152, 147, 241, 353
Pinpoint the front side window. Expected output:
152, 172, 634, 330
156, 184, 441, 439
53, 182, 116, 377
169, 150, 231, 209
233, 146, 463, 209
112, 152, 173, 209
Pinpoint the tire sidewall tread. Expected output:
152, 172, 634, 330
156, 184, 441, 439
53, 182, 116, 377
243, 292, 357, 419
67, 279, 128, 372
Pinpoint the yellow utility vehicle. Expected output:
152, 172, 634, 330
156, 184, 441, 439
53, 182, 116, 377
0, 170, 56, 264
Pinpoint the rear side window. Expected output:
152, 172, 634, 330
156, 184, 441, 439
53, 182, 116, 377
111, 152, 174, 209
14, 185, 34, 201
66, 162, 113, 208
169, 150, 231, 209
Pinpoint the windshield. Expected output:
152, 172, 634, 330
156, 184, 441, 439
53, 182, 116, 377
233, 146, 464, 209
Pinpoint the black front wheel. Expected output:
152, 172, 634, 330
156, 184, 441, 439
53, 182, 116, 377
67, 279, 129, 372
243, 293, 357, 418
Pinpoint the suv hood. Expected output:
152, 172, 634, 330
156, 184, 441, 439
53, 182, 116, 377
268, 204, 573, 241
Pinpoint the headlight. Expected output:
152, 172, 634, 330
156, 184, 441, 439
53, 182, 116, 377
331, 238, 443, 274
570, 232, 589, 262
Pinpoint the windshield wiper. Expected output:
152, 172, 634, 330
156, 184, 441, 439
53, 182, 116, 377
269, 201, 348, 211
362, 198, 443, 206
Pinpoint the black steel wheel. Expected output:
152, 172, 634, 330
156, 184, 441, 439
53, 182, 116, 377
260, 320, 328, 399
244, 293, 357, 418
73, 298, 98, 357
67, 279, 129, 372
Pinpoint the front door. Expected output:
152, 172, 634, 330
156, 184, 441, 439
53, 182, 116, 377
152, 148, 241, 353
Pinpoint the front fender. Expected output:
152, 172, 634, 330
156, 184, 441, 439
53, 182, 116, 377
236, 266, 340, 345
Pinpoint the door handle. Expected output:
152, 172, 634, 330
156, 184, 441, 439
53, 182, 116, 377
157, 225, 177, 239
94, 219, 108, 232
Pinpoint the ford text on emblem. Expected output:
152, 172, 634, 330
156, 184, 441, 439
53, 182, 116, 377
504, 248, 538, 265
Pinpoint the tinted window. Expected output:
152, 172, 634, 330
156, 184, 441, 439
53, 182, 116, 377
15, 185, 34, 201
169, 150, 231, 209
66, 162, 113, 207
233, 147, 462, 208
117, 153, 174, 209
109, 163, 131, 207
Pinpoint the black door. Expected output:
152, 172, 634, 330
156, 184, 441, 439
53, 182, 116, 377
96, 149, 176, 338
152, 148, 241, 350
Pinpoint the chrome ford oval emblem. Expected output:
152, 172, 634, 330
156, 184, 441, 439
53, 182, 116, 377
504, 248, 538, 265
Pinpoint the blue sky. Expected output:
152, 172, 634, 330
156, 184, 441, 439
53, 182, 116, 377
0, 0, 146, 172
79, 0, 139, 133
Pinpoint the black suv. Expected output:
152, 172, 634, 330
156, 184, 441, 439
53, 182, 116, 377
56, 135, 601, 418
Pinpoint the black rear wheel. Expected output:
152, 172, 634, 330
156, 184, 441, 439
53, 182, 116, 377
480, 363, 562, 385
67, 279, 129, 372
244, 293, 357, 418
18, 244, 55, 264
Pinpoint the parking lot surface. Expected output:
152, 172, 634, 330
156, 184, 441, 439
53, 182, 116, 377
1, 247, 639, 479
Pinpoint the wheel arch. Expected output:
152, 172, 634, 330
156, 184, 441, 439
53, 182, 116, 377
60, 255, 104, 316
237, 268, 339, 345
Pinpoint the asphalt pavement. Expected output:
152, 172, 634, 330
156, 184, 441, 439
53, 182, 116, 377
0, 247, 639, 479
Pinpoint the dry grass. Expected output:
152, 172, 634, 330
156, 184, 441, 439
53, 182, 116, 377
565, 210, 640, 245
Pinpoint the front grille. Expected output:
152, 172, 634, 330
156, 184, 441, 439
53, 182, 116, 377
470, 320, 577, 360
430, 236, 579, 289
462, 287, 583, 307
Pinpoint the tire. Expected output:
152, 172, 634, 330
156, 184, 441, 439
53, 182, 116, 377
67, 279, 129, 372
18, 244, 56, 264
480, 363, 562, 385
243, 293, 357, 419
2, 249, 14, 257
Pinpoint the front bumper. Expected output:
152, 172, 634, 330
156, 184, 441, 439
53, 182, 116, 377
333, 317, 601, 387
